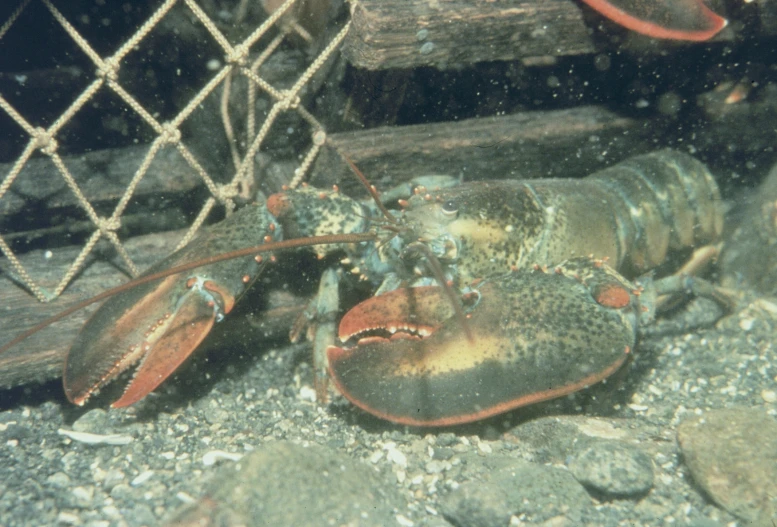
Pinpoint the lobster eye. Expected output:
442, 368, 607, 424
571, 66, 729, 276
441, 199, 458, 217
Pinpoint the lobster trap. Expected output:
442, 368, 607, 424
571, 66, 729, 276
1, 0, 777, 389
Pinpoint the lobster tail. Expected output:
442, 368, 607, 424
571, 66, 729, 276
587, 149, 723, 274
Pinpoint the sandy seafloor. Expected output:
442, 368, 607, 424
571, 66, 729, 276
0, 277, 775, 527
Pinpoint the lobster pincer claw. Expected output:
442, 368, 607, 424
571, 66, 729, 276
578, 0, 727, 41
64, 204, 279, 407
327, 258, 641, 426
65, 274, 233, 408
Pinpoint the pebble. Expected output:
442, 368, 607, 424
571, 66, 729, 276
46, 472, 71, 489
69, 486, 95, 509
129, 504, 157, 526
102, 469, 125, 490
72, 409, 110, 433
110, 484, 132, 500
201, 449, 242, 466
168, 441, 407, 526
435, 433, 457, 447
678, 407, 777, 523
130, 470, 155, 487
567, 440, 654, 497
761, 389, 777, 403
56, 512, 80, 525
440, 457, 591, 527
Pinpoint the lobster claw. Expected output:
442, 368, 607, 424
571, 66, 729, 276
64, 273, 235, 408
63, 203, 277, 407
328, 259, 641, 426
579, 0, 727, 41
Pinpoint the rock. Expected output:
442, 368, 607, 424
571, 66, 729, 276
72, 409, 110, 433
567, 440, 654, 497
721, 161, 777, 295
166, 440, 407, 527
677, 407, 777, 524
440, 457, 591, 527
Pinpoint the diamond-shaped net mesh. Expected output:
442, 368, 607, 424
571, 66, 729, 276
0, 0, 350, 302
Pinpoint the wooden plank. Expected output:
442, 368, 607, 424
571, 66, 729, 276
342, 0, 740, 71
343, 0, 597, 70
309, 105, 658, 193
311, 95, 777, 198
0, 144, 203, 218
0, 230, 305, 389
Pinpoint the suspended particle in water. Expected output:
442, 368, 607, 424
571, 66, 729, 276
593, 54, 611, 72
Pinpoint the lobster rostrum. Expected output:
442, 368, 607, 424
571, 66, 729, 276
9, 149, 728, 426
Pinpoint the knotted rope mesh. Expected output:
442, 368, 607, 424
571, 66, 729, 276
0, 0, 350, 302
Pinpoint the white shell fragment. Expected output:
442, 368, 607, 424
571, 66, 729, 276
202, 450, 243, 466
131, 470, 155, 487
57, 428, 133, 446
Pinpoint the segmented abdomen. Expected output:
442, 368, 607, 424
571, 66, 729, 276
529, 149, 723, 277
401, 149, 723, 283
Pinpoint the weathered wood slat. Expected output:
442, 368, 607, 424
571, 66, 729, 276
309, 105, 658, 193
342, 0, 740, 71
343, 0, 597, 70
0, 144, 203, 218
0, 230, 305, 389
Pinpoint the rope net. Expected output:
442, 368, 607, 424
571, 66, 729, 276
0, 0, 350, 302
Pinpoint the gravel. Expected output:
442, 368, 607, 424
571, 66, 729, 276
1, 288, 776, 526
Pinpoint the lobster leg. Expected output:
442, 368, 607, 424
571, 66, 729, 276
648, 244, 736, 314
290, 267, 341, 402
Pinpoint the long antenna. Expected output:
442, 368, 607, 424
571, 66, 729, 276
0, 232, 377, 356
338, 153, 398, 225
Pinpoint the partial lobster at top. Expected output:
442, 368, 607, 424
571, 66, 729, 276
23, 148, 727, 426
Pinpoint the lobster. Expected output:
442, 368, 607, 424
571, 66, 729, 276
325, 149, 727, 425
2, 149, 729, 426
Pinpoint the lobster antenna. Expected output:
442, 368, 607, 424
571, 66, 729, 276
337, 152, 398, 225
405, 242, 474, 343
0, 232, 377, 356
